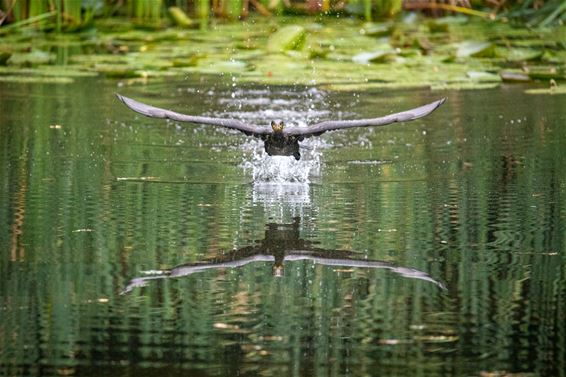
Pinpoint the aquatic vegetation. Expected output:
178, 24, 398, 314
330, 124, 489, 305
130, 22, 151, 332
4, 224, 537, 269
267, 24, 306, 52
525, 86, 566, 95
0, 10, 564, 90
455, 41, 496, 58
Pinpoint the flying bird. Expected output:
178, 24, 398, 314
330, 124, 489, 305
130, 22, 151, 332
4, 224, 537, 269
116, 94, 446, 161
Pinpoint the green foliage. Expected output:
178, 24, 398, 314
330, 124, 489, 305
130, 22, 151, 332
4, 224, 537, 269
1, 0, 564, 32
502, 0, 566, 26
345, 0, 403, 21
129, 0, 163, 22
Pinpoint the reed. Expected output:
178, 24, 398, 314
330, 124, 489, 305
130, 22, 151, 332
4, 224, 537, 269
0, 0, 563, 32
55, 0, 62, 32
364, 0, 372, 21
129, 0, 163, 22
28, 0, 48, 19
198, 0, 210, 29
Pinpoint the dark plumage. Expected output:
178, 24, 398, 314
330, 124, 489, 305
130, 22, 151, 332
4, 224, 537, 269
116, 94, 446, 160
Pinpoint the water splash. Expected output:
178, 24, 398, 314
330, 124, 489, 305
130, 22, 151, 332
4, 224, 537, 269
241, 139, 323, 183
211, 86, 331, 183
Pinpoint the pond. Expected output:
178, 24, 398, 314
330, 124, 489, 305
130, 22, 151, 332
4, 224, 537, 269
1, 77, 565, 377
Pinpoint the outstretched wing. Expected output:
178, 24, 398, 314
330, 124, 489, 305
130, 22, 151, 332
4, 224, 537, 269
116, 94, 271, 137
285, 98, 446, 137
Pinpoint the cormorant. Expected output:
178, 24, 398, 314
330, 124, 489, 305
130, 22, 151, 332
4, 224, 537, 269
116, 94, 445, 161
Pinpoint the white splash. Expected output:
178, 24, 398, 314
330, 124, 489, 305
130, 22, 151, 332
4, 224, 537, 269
241, 138, 323, 183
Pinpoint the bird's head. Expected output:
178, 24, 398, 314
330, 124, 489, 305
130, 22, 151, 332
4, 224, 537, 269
272, 264, 284, 277
271, 120, 285, 133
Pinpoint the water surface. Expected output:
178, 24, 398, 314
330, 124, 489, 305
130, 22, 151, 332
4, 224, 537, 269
1, 78, 565, 377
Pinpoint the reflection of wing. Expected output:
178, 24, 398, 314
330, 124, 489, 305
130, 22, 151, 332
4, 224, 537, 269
286, 251, 446, 289
116, 94, 271, 137
284, 98, 446, 138
170, 255, 274, 277
121, 255, 275, 294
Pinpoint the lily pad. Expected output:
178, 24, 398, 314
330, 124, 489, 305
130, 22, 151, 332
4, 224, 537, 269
352, 50, 397, 64
525, 86, 566, 95
8, 50, 54, 66
168, 6, 194, 28
527, 67, 564, 80
306, 45, 328, 59
500, 70, 531, 82
172, 54, 203, 67
267, 25, 306, 53
502, 48, 543, 62
456, 41, 496, 59
0, 66, 98, 78
360, 23, 392, 37
94, 64, 145, 78
0, 75, 73, 84
467, 71, 501, 82
431, 82, 500, 91
207, 60, 252, 73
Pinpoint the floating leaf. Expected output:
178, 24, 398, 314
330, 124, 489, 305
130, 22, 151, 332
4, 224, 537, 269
467, 71, 501, 82
456, 41, 496, 58
207, 60, 251, 73
360, 23, 392, 37
8, 50, 54, 66
352, 50, 397, 64
94, 64, 144, 78
431, 82, 500, 91
502, 48, 543, 62
525, 86, 566, 95
500, 70, 531, 82
306, 42, 328, 59
527, 66, 564, 80
168, 6, 194, 28
267, 25, 306, 53
172, 54, 203, 67
0, 75, 73, 84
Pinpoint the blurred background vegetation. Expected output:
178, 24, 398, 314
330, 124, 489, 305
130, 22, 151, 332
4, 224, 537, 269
0, 0, 564, 33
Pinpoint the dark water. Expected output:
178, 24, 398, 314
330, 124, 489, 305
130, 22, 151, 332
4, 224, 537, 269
1, 78, 565, 377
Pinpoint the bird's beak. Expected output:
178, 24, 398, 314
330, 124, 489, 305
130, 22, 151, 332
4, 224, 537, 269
271, 121, 284, 133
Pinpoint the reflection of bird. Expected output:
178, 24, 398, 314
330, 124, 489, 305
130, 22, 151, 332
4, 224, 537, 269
116, 94, 446, 160
122, 218, 445, 294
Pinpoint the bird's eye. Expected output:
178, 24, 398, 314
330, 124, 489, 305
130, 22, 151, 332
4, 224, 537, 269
271, 121, 276, 127
280, 122, 285, 127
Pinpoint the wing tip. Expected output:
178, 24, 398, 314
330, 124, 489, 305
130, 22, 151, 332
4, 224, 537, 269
430, 97, 447, 112
115, 93, 127, 104
115, 93, 136, 111
115, 93, 160, 118
418, 97, 446, 118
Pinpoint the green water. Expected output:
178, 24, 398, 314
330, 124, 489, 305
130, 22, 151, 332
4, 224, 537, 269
1, 78, 565, 377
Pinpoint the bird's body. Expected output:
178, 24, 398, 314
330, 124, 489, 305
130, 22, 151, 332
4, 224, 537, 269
264, 131, 301, 160
116, 94, 445, 160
